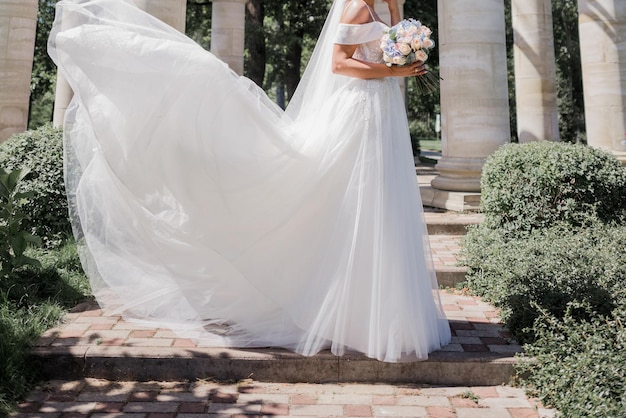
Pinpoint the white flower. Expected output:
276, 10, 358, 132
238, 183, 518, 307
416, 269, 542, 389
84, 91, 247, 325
419, 26, 432, 37
398, 43, 412, 56
392, 55, 408, 65
423, 38, 435, 49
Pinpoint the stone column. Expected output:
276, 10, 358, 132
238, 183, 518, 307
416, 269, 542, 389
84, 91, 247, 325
210, 0, 246, 75
578, 0, 626, 163
53, 0, 187, 126
133, 0, 187, 31
512, 0, 559, 142
431, 0, 511, 192
0, 0, 38, 142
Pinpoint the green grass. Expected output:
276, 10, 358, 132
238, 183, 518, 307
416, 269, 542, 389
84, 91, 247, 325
0, 239, 90, 414
418, 137, 442, 152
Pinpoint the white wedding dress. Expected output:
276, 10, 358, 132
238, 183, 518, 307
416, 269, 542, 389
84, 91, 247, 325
49, 0, 451, 362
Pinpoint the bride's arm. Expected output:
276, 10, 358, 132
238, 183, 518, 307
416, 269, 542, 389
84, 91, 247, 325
332, 44, 424, 79
383, 0, 402, 26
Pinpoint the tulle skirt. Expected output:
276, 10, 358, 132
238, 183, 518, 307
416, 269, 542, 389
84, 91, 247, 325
50, 0, 451, 362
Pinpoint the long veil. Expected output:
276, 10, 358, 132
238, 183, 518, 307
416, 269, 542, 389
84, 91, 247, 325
285, 0, 348, 122
48, 0, 451, 362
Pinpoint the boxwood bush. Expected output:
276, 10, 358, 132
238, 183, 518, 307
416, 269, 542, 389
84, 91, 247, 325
480, 141, 626, 234
0, 125, 70, 246
461, 142, 626, 415
518, 306, 626, 418
462, 223, 626, 343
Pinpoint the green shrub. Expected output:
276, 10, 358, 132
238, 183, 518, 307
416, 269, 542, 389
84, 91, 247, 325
481, 142, 626, 234
0, 241, 89, 415
461, 223, 626, 343
519, 305, 626, 417
0, 168, 42, 277
0, 125, 70, 246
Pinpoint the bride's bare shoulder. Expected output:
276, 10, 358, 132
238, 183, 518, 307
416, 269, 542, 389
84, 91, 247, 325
340, 0, 372, 25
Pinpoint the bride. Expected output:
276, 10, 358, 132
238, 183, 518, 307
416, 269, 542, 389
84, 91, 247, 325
49, 0, 451, 362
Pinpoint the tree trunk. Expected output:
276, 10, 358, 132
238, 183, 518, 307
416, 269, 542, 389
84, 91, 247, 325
245, 0, 266, 87
285, 27, 303, 101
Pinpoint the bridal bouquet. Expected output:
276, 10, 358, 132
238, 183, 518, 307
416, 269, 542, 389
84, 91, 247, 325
381, 18, 440, 94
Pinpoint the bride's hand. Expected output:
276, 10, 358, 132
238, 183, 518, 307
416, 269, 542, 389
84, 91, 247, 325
390, 61, 428, 78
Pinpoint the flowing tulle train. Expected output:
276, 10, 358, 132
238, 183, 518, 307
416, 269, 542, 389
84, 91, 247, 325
49, 0, 451, 362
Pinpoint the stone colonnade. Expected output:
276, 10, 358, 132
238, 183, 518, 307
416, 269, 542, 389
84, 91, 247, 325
579, 0, 626, 163
0, 0, 625, 194
512, 0, 559, 143
0, 0, 37, 141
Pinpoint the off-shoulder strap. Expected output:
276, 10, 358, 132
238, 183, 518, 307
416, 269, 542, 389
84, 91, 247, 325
363, 2, 376, 22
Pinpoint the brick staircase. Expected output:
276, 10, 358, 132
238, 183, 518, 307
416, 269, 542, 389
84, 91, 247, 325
30, 207, 524, 388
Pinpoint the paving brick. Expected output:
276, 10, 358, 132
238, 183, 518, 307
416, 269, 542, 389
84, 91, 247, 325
469, 386, 499, 398
260, 403, 290, 415
130, 330, 156, 338
291, 393, 318, 405
461, 344, 490, 352
479, 397, 532, 409
456, 408, 512, 418
170, 339, 196, 348
344, 404, 373, 417
93, 402, 125, 413
372, 395, 396, 405
237, 393, 290, 405
209, 392, 239, 403
426, 406, 456, 418
371, 405, 428, 416
508, 408, 541, 418
155, 393, 208, 403
39, 402, 98, 413
316, 394, 372, 405
123, 402, 178, 413
396, 395, 450, 407
290, 404, 344, 416
449, 397, 480, 408
207, 403, 262, 414
496, 386, 527, 398
124, 338, 174, 347
178, 402, 207, 413
128, 392, 158, 402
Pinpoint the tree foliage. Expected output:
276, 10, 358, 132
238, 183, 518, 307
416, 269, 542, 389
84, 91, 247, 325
29, 0, 60, 129
28, 0, 587, 144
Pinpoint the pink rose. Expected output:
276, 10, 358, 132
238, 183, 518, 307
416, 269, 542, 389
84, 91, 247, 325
414, 49, 428, 62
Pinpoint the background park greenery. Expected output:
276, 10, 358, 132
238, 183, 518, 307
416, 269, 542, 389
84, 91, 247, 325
2, 0, 619, 416
30, 0, 586, 148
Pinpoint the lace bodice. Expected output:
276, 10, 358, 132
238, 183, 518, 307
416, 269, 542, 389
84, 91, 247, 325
353, 37, 384, 63
334, 21, 387, 64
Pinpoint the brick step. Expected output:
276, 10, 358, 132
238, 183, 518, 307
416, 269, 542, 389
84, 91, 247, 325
424, 211, 483, 236
31, 346, 517, 387
31, 292, 520, 387
429, 233, 468, 288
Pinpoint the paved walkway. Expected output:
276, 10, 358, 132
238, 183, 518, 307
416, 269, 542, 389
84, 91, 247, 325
12, 181, 557, 417
13, 378, 555, 418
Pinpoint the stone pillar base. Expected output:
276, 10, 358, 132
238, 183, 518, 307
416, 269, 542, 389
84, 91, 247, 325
430, 157, 485, 193
417, 171, 480, 211
420, 186, 481, 212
